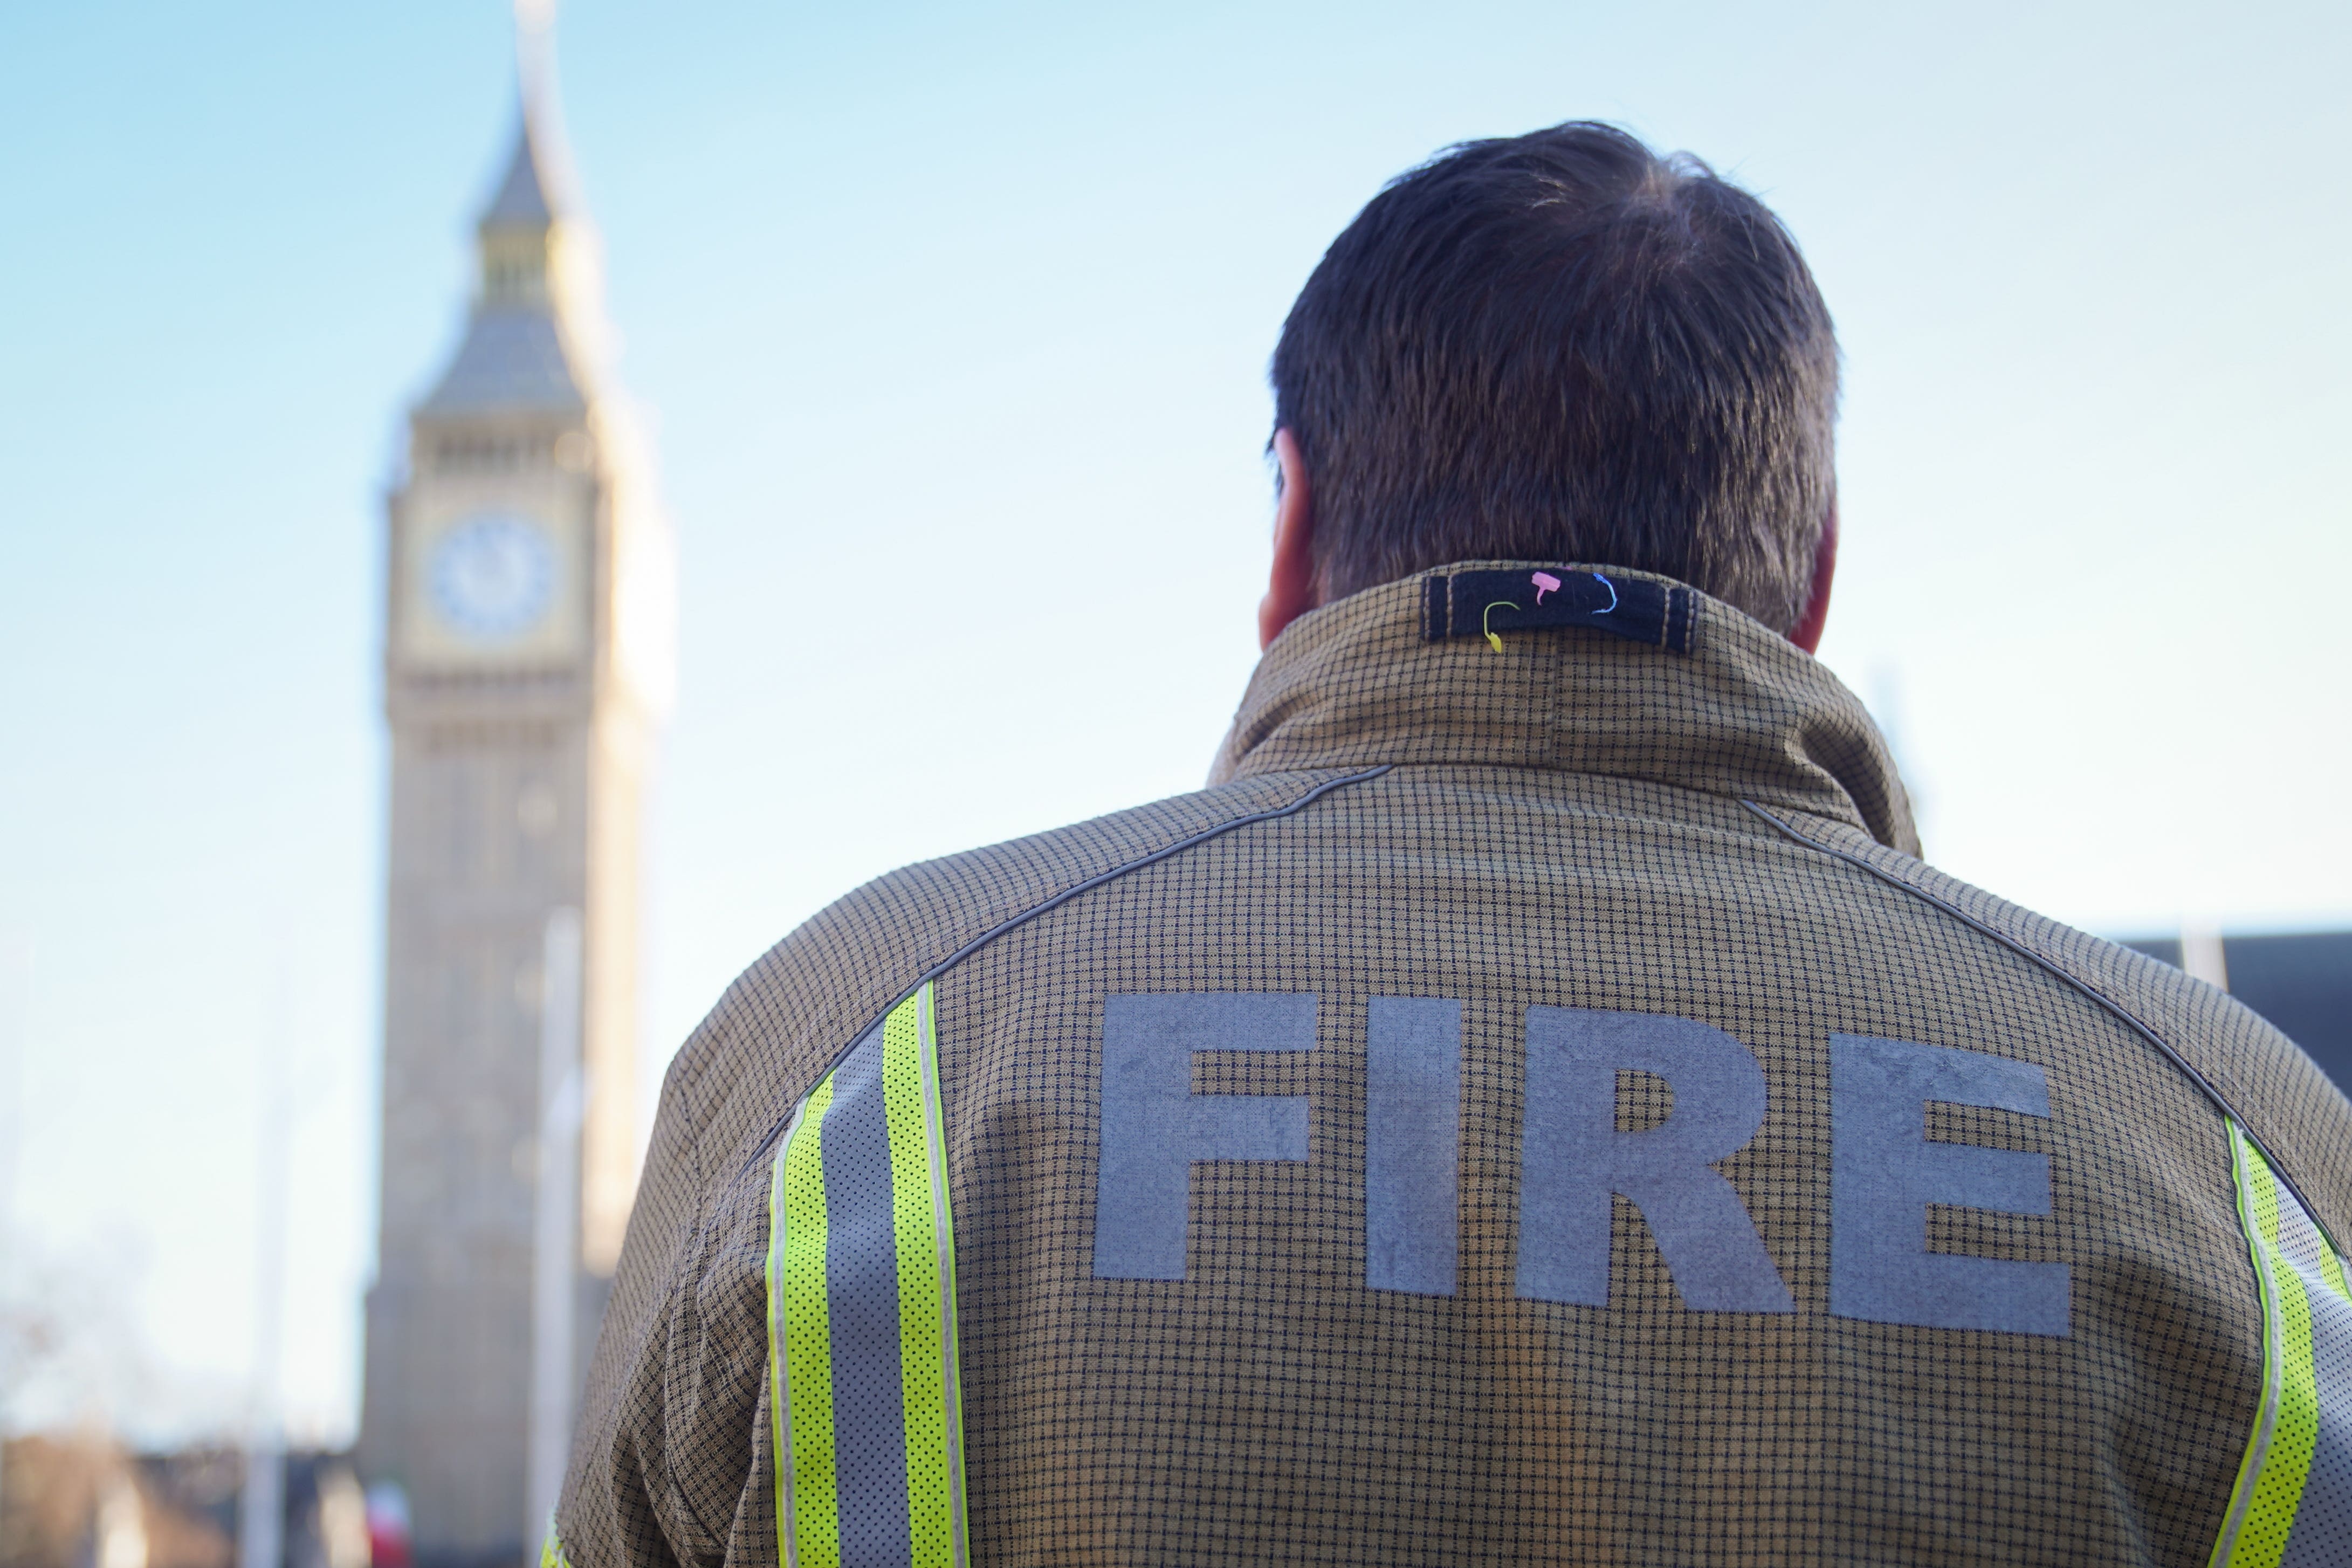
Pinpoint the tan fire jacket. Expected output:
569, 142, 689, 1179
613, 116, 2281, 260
556, 562, 2352, 1568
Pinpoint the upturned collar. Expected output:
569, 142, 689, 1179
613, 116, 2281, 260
1210, 560, 1920, 854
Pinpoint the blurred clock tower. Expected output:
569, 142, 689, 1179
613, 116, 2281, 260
359, 14, 672, 1562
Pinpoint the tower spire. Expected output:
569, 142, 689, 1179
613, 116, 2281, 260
486, 0, 569, 230
422, 0, 602, 416
515, 0, 556, 141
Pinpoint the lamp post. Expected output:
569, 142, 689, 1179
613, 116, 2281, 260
525, 907, 584, 1553
240, 961, 290, 1568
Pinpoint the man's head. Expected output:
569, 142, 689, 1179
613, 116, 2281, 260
1262, 121, 1840, 648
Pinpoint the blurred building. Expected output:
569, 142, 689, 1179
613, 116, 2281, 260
356, 42, 672, 1568
0, 1435, 231, 1568
0, 1438, 366, 1568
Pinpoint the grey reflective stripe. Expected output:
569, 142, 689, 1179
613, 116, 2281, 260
1366, 997, 1461, 1296
819, 1031, 913, 1568
2285, 1282, 2352, 1566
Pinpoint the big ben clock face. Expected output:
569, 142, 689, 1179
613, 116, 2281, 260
398, 500, 586, 669
430, 513, 555, 639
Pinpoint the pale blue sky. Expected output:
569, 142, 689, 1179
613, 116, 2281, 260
1, 0, 2345, 1442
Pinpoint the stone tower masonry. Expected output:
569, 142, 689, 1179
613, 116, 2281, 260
359, 61, 671, 1566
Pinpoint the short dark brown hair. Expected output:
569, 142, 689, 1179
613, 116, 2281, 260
1272, 121, 1839, 632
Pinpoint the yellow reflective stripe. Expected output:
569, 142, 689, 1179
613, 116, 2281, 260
2321, 1245, 2351, 1305
2214, 1124, 2282, 1568
767, 1129, 785, 1566
883, 985, 964, 1567
2245, 1140, 2321, 1568
2260, 1252, 2322, 1556
2215, 1125, 2323, 1568
768, 990, 968, 1568
539, 1525, 573, 1568
777, 1075, 842, 1568
920, 986, 972, 1568
2251, 1141, 2284, 1251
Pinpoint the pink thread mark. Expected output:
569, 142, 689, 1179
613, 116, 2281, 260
1531, 571, 1562, 604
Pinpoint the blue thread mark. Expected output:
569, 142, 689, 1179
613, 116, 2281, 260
1592, 574, 1618, 614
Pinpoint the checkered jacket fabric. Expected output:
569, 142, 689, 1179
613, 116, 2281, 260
559, 562, 2352, 1566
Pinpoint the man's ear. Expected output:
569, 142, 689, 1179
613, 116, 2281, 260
1787, 499, 1837, 655
1258, 428, 1318, 651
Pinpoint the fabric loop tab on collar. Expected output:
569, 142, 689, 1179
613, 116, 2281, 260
1422, 567, 1696, 655
1211, 560, 1919, 855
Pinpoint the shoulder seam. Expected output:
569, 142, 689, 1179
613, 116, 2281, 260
752, 765, 1394, 1161
913, 765, 1392, 996
1741, 797, 2339, 1254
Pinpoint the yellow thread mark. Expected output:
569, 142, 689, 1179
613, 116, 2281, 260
1483, 599, 1521, 654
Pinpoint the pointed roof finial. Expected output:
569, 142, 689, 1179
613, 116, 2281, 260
515, 0, 556, 128
483, 0, 571, 228
485, 122, 557, 226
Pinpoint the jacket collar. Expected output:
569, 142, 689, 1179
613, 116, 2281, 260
1210, 560, 1920, 854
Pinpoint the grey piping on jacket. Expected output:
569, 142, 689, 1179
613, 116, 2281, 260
1741, 797, 2341, 1256
751, 765, 1397, 1166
